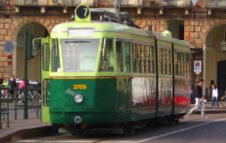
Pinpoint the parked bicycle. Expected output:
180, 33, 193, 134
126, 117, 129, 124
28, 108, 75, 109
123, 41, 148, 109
17, 83, 41, 105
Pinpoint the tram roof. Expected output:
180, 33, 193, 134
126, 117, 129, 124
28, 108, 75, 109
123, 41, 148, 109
51, 21, 154, 38
51, 21, 190, 49
153, 31, 191, 48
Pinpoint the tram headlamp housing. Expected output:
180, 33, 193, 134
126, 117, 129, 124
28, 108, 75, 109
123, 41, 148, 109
74, 94, 83, 103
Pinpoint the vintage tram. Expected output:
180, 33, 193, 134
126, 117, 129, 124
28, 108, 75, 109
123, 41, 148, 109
33, 5, 191, 132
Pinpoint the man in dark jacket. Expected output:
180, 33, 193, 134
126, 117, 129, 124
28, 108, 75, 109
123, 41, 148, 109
186, 79, 207, 119
8, 75, 17, 98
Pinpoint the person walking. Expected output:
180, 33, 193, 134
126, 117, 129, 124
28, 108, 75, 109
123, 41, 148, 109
186, 79, 208, 119
211, 84, 218, 107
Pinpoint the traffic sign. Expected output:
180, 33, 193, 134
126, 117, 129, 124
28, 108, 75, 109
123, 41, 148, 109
4, 41, 15, 53
194, 60, 202, 74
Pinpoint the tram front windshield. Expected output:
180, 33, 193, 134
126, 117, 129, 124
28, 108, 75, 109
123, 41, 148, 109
61, 39, 99, 72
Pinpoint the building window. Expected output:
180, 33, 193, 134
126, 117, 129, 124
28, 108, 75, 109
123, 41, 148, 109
167, 20, 184, 40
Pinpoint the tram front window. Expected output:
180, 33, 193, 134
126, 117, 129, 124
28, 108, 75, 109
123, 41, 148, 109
61, 39, 99, 72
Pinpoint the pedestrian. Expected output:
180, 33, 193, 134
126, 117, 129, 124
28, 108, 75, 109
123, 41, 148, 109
211, 83, 218, 107
208, 80, 215, 100
2, 78, 9, 99
186, 79, 208, 119
8, 75, 17, 99
18, 79, 25, 103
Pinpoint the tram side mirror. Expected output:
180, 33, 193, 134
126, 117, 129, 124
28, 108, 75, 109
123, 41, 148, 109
32, 39, 41, 57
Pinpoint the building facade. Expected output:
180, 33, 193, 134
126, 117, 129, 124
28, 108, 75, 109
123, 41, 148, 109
0, 0, 226, 95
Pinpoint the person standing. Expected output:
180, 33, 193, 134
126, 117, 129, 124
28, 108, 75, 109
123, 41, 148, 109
18, 79, 25, 103
208, 80, 215, 101
8, 75, 17, 99
211, 84, 218, 107
2, 78, 9, 99
186, 79, 207, 119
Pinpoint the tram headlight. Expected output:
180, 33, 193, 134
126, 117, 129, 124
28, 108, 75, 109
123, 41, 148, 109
74, 94, 83, 103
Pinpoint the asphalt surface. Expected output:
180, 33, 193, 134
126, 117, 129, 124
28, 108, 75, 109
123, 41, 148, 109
1, 101, 225, 143
15, 113, 226, 143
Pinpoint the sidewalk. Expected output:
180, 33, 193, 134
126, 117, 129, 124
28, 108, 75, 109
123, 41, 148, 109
0, 118, 52, 143
190, 101, 226, 114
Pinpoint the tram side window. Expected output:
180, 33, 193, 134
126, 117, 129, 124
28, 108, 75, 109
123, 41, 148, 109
116, 41, 123, 72
161, 48, 170, 75
165, 49, 171, 75
185, 54, 190, 76
124, 42, 131, 72
43, 43, 50, 71
99, 39, 114, 72
168, 50, 172, 75
150, 46, 155, 73
52, 39, 60, 72
43, 80, 50, 106
175, 52, 184, 76
145, 45, 150, 73
141, 45, 145, 73
132, 43, 136, 72
175, 51, 179, 75
182, 53, 190, 76
176, 52, 180, 75
163, 49, 167, 75
178, 53, 181, 75
182, 53, 185, 76
137, 44, 141, 73
159, 48, 163, 75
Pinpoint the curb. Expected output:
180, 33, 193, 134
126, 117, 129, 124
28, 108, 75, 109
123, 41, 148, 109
0, 125, 57, 143
192, 108, 226, 114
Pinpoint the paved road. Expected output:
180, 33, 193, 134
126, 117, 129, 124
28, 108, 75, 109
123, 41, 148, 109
16, 113, 226, 143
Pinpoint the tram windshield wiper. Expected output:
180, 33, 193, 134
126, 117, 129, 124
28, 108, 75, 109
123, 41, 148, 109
64, 41, 90, 43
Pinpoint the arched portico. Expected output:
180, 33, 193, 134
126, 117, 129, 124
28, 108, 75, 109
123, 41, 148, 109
14, 22, 49, 80
204, 24, 226, 96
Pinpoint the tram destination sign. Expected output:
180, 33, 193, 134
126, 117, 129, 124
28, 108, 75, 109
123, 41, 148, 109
68, 28, 94, 37
194, 60, 202, 74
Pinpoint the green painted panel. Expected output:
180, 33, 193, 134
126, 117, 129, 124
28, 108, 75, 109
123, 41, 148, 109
47, 78, 135, 124
49, 78, 117, 111
46, 77, 160, 125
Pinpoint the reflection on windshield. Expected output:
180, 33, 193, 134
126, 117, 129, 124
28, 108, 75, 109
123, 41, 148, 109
61, 39, 99, 72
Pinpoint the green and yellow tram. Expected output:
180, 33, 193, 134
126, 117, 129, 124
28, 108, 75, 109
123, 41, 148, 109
33, 5, 191, 132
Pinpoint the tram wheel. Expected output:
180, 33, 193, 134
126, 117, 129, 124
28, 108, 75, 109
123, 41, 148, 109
167, 116, 180, 125
173, 118, 179, 125
72, 129, 84, 136
122, 124, 135, 136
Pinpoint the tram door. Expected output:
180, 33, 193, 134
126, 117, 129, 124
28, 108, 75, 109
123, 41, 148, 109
217, 60, 226, 98
34, 38, 51, 123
